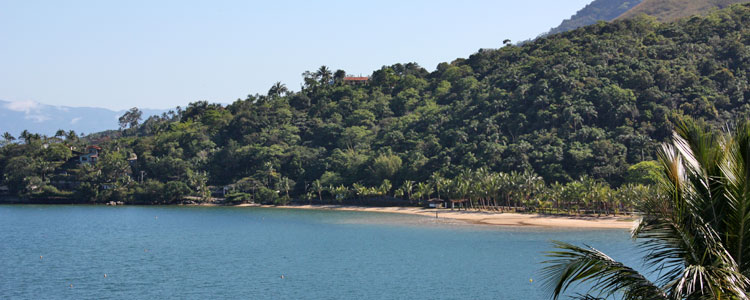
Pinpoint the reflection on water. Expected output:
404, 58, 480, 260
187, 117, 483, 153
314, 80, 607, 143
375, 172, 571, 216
0, 205, 640, 299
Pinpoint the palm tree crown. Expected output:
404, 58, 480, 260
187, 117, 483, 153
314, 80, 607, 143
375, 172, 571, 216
543, 119, 750, 299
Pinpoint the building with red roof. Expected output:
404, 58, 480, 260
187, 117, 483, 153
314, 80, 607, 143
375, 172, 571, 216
343, 76, 370, 85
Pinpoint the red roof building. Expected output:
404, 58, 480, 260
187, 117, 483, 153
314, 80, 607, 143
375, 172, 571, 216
343, 77, 370, 85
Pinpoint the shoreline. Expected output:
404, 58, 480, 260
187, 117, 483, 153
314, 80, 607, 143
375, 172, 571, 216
0, 201, 638, 229
244, 204, 639, 229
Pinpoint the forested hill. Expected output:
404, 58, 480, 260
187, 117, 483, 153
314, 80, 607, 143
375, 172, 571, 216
547, 0, 642, 36
618, 0, 750, 22
546, 0, 750, 36
4, 4, 750, 201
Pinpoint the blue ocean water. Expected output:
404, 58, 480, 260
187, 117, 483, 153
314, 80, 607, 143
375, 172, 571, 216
0, 205, 642, 299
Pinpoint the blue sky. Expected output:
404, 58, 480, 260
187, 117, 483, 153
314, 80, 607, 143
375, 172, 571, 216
0, 0, 592, 110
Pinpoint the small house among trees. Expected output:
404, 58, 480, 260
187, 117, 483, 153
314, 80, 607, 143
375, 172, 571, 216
343, 76, 369, 85
77, 145, 101, 165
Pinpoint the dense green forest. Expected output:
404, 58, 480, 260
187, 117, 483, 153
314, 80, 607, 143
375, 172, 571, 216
3, 4, 750, 209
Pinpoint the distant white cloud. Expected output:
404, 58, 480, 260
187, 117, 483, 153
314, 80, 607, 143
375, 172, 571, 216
70, 117, 82, 124
4, 100, 40, 113
3, 100, 51, 123
25, 114, 50, 123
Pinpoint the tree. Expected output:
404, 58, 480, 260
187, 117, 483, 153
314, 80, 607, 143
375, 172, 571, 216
311, 179, 324, 204
378, 179, 392, 197
401, 180, 414, 203
188, 170, 210, 201
268, 82, 288, 98
19, 130, 32, 144
316, 65, 332, 84
35, 158, 56, 182
1, 132, 14, 145
277, 176, 293, 199
416, 182, 432, 203
4, 156, 35, 193
542, 119, 750, 299
353, 183, 369, 202
430, 172, 445, 200
119, 107, 143, 130
331, 185, 349, 203
333, 69, 346, 84
371, 152, 402, 182
54, 129, 66, 139
66, 130, 78, 143
624, 160, 662, 185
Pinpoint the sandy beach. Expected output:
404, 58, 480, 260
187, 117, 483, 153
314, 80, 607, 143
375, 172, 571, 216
237, 204, 638, 229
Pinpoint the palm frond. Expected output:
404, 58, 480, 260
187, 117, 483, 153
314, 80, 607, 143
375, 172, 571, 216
721, 122, 750, 274
541, 241, 666, 300
542, 118, 750, 299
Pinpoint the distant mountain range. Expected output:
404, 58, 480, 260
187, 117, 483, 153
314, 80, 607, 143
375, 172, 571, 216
547, 0, 750, 36
0, 100, 167, 137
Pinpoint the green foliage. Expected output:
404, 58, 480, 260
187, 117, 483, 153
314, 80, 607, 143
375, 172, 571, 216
319, 171, 343, 187
254, 186, 279, 204
225, 192, 253, 204
624, 160, 662, 185
5, 5, 750, 205
163, 181, 190, 203
370, 152, 402, 182
543, 118, 750, 299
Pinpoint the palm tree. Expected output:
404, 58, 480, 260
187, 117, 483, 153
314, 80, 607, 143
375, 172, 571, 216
305, 191, 315, 205
2, 132, 15, 145
353, 183, 369, 203
311, 180, 324, 204
379, 179, 392, 197
402, 180, 414, 204
188, 171, 209, 201
35, 159, 56, 182
316, 66, 332, 84
453, 175, 470, 210
54, 129, 66, 139
412, 189, 423, 204
278, 176, 291, 199
548, 182, 564, 214
267, 82, 288, 98
66, 130, 78, 143
19, 130, 31, 144
542, 119, 750, 299
416, 182, 432, 205
394, 187, 404, 199
518, 170, 543, 212
332, 185, 349, 203
430, 172, 445, 200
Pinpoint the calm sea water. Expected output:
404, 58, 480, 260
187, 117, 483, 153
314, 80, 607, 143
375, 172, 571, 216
0, 205, 642, 299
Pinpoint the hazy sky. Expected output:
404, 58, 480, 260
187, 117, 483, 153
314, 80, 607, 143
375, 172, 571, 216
0, 0, 592, 110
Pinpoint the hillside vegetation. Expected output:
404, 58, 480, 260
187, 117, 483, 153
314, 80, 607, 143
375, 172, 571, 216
3, 4, 750, 204
618, 0, 750, 21
547, 0, 642, 35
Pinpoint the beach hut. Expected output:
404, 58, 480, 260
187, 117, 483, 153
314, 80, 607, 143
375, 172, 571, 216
449, 199, 469, 210
427, 198, 445, 208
